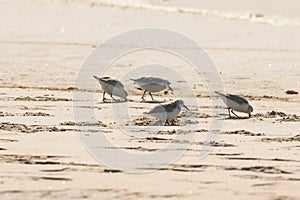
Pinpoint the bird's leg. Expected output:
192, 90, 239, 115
141, 90, 147, 101
227, 108, 231, 118
231, 110, 240, 118
102, 92, 106, 101
110, 94, 117, 102
165, 120, 170, 126
149, 92, 154, 101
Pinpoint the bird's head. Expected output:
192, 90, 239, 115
175, 100, 189, 110
247, 105, 254, 117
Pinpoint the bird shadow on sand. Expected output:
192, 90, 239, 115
224, 116, 250, 120
141, 100, 166, 104
97, 100, 128, 104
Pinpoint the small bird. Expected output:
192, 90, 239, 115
94, 76, 128, 102
144, 100, 189, 124
131, 77, 173, 101
215, 91, 253, 118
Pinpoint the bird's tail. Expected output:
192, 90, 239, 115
130, 78, 138, 82
93, 75, 101, 81
215, 91, 226, 97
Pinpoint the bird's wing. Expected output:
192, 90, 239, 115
148, 102, 176, 114
148, 105, 164, 114
227, 94, 248, 104
162, 102, 177, 112
101, 78, 125, 89
148, 77, 169, 84
137, 77, 150, 83
134, 77, 168, 84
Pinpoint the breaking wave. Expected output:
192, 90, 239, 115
89, 0, 299, 27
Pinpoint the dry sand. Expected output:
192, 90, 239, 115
0, 1, 299, 199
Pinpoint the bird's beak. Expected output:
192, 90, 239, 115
168, 86, 173, 92
183, 104, 189, 110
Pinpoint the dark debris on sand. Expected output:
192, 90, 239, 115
260, 135, 300, 143
14, 96, 71, 101
0, 111, 14, 117
0, 122, 70, 133
222, 130, 265, 136
60, 121, 107, 127
253, 111, 300, 122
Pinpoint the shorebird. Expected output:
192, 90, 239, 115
131, 77, 173, 101
215, 91, 253, 118
94, 76, 128, 102
144, 100, 189, 124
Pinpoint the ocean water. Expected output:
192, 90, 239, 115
88, 0, 300, 27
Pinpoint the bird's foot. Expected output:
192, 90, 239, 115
231, 110, 240, 118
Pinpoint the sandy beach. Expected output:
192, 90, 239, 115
0, 0, 299, 199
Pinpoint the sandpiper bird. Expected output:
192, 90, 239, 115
144, 100, 189, 124
215, 91, 253, 118
130, 77, 173, 101
94, 76, 128, 102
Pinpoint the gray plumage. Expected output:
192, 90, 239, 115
215, 91, 253, 118
131, 76, 173, 101
145, 100, 189, 123
94, 76, 128, 101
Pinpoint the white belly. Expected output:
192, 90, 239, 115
136, 82, 167, 93
150, 107, 180, 121
225, 98, 248, 113
101, 83, 126, 98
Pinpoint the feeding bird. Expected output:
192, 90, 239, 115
131, 77, 173, 101
144, 99, 189, 124
94, 76, 128, 102
215, 91, 253, 118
